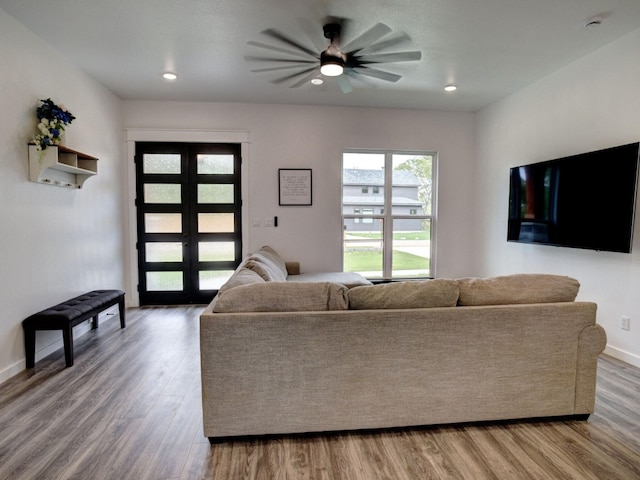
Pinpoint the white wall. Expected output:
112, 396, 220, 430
122, 101, 477, 300
476, 27, 640, 367
0, 10, 126, 381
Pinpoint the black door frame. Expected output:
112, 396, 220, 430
135, 142, 242, 305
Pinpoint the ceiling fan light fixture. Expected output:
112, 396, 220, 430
320, 50, 344, 77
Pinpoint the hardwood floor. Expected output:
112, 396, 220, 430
0, 306, 639, 479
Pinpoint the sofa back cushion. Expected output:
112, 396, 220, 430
213, 282, 349, 312
457, 274, 580, 306
347, 279, 460, 310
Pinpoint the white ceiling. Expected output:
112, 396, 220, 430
3, 0, 640, 111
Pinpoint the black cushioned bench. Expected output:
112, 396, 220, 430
23, 290, 125, 368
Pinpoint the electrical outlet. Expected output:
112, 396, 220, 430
621, 315, 630, 331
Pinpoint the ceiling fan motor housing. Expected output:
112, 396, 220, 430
323, 23, 341, 41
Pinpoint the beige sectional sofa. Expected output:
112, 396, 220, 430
200, 246, 606, 441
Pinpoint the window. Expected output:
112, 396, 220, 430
342, 151, 436, 280
362, 186, 369, 193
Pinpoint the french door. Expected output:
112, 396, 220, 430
135, 142, 242, 305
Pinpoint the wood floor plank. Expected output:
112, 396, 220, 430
1, 305, 640, 479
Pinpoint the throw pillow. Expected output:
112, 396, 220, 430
254, 246, 289, 278
457, 274, 580, 306
218, 268, 265, 294
347, 279, 460, 310
244, 257, 287, 282
213, 282, 349, 312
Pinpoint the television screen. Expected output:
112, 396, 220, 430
507, 142, 640, 253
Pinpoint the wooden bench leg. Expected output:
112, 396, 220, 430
24, 328, 36, 369
62, 325, 74, 368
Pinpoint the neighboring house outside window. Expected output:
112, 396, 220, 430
342, 151, 436, 280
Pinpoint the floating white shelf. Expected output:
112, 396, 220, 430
28, 144, 98, 189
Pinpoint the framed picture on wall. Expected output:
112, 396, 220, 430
279, 169, 312, 206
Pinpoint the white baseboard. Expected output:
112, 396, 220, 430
0, 360, 25, 384
604, 345, 640, 368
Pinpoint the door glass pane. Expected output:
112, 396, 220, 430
199, 270, 234, 290
198, 184, 234, 204
199, 242, 235, 262
146, 242, 183, 262
392, 219, 431, 278
392, 154, 433, 215
198, 213, 234, 233
146, 271, 183, 291
144, 184, 181, 204
145, 213, 182, 233
343, 218, 383, 279
143, 154, 181, 174
197, 154, 234, 174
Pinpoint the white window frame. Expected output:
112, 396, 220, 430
342, 149, 437, 280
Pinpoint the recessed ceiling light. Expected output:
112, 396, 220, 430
163, 72, 178, 80
444, 85, 457, 92
311, 78, 323, 86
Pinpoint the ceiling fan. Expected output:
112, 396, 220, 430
245, 19, 422, 94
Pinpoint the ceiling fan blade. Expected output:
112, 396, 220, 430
341, 23, 392, 54
244, 55, 317, 65
247, 40, 318, 60
262, 29, 319, 58
356, 33, 411, 55
351, 67, 402, 83
272, 66, 320, 85
289, 69, 322, 88
358, 51, 422, 64
251, 64, 317, 74
336, 74, 354, 94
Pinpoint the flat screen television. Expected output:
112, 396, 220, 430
507, 142, 640, 253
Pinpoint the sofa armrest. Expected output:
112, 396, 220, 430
574, 323, 607, 414
285, 261, 300, 275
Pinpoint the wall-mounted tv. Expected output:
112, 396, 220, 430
507, 142, 640, 253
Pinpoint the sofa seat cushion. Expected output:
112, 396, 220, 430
213, 282, 349, 312
287, 272, 372, 289
347, 279, 460, 309
457, 274, 580, 306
